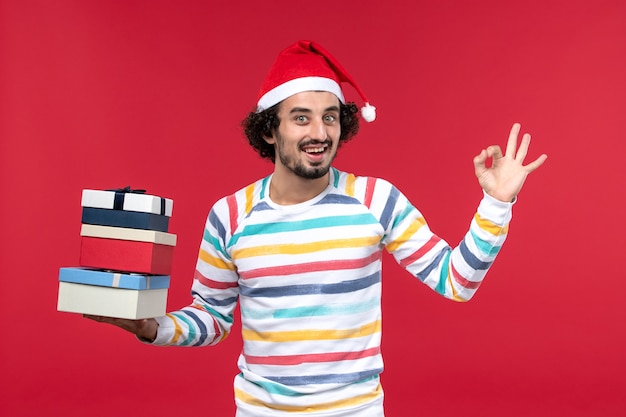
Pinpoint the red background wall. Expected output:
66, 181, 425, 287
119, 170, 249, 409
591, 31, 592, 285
1, 0, 624, 416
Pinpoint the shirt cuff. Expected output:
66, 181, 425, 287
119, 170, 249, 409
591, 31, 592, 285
478, 190, 514, 226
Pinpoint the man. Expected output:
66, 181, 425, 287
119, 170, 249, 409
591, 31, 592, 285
87, 40, 547, 416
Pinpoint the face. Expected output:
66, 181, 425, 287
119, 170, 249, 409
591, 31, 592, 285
266, 91, 341, 180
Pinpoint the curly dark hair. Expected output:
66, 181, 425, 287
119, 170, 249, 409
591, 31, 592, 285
241, 101, 360, 162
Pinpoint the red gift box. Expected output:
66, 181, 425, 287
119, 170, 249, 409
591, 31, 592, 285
79, 225, 176, 275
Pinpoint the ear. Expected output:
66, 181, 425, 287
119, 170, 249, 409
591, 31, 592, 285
263, 132, 276, 145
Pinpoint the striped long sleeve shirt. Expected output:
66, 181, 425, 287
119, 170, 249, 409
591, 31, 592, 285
152, 168, 513, 416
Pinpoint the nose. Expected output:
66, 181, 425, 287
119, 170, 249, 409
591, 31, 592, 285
309, 118, 328, 141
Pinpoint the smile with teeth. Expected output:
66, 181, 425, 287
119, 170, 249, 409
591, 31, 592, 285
301, 144, 328, 154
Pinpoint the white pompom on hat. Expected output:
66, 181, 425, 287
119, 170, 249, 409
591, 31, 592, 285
256, 40, 376, 122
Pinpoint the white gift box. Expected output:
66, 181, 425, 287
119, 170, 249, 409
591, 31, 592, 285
57, 282, 168, 319
81, 188, 173, 217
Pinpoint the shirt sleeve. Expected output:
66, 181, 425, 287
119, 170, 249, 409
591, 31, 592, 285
151, 196, 240, 346
380, 183, 512, 302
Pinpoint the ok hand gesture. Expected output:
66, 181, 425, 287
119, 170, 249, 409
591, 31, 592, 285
473, 123, 547, 202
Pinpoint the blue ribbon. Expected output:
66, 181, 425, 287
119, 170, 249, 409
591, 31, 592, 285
106, 186, 147, 194
106, 186, 146, 211
105, 186, 166, 215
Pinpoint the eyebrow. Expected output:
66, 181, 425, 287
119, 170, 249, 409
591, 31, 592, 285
289, 105, 340, 114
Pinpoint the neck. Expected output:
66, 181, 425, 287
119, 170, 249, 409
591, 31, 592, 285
269, 167, 331, 205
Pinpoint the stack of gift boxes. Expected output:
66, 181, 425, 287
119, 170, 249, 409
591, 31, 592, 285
57, 187, 176, 319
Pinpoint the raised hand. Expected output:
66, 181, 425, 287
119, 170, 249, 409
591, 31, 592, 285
473, 123, 547, 202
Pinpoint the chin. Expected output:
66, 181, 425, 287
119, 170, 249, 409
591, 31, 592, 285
294, 164, 331, 180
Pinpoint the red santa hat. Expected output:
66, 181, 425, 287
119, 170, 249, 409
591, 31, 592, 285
256, 40, 376, 122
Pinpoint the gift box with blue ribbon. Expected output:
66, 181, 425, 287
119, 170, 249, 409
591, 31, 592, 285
81, 187, 173, 231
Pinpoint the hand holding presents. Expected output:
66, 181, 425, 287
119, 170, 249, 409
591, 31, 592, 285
473, 123, 548, 202
84, 315, 158, 342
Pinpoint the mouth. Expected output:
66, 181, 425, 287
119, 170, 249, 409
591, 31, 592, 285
301, 144, 328, 154
300, 140, 331, 156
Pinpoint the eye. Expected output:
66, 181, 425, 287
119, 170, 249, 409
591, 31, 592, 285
295, 115, 308, 123
324, 114, 337, 123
